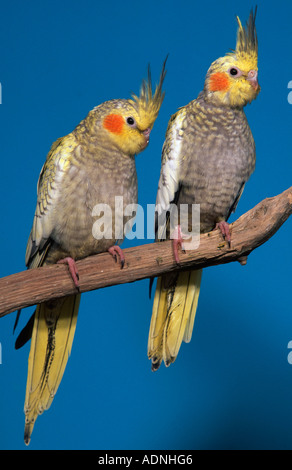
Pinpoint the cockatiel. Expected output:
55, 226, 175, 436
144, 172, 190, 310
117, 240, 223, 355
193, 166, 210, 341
148, 10, 259, 371
16, 61, 166, 444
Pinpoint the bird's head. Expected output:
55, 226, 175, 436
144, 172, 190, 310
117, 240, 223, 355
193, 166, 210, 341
204, 8, 259, 108
99, 59, 167, 156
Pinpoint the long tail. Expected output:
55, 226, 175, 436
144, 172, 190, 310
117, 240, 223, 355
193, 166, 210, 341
148, 269, 202, 371
24, 294, 80, 445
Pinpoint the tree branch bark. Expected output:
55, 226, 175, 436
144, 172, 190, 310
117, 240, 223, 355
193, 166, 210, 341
1, 187, 291, 318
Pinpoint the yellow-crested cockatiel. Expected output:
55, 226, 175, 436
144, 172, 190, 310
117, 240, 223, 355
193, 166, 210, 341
15, 61, 166, 444
148, 10, 259, 371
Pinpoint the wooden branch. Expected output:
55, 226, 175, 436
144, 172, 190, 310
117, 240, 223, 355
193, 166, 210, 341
1, 187, 291, 318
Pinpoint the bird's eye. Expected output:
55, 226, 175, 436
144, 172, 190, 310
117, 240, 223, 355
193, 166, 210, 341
126, 117, 136, 126
228, 67, 243, 77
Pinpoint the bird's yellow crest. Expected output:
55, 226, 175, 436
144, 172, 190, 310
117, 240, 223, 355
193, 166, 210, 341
129, 56, 167, 130
235, 7, 258, 70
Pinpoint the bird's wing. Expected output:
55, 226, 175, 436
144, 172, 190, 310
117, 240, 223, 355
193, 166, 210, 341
25, 134, 77, 268
155, 108, 187, 241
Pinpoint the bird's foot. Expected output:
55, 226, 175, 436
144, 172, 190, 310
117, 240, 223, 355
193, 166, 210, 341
172, 225, 186, 264
214, 221, 231, 247
108, 245, 125, 269
57, 257, 80, 289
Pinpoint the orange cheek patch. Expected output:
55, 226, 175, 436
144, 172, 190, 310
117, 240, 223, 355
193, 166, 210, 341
209, 72, 230, 92
103, 114, 124, 134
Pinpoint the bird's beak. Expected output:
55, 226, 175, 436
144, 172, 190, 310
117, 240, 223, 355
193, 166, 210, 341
142, 127, 151, 145
247, 69, 259, 90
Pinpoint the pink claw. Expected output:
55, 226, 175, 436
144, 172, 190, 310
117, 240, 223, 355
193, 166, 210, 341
172, 225, 184, 264
215, 221, 231, 246
57, 257, 80, 289
108, 245, 125, 269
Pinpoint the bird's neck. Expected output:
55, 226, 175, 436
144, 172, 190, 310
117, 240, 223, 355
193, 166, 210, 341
194, 90, 246, 122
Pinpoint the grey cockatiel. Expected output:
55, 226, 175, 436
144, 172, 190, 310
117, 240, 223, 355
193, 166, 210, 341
15, 61, 166, 444
148, 10, 259, 371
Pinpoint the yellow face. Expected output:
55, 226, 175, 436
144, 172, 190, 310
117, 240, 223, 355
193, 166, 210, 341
102, 106, 152, 156
205, 54, 260, 108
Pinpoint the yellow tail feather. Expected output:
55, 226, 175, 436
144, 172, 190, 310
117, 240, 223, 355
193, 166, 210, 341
24, 294, 80, 445
148, 269, 202, 371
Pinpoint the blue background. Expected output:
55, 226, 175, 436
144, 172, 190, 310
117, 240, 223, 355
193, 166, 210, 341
1, 0, 292, 450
